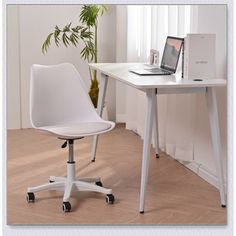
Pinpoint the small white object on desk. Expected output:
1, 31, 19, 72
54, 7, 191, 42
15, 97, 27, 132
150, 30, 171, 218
184, 34, 216, 80
147, 49, 159, 66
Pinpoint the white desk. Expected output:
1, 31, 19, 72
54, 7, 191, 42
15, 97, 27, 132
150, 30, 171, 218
89, 63, 227, 213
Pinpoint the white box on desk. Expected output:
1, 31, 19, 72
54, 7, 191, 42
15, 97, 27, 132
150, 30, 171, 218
184, 34, 216, 80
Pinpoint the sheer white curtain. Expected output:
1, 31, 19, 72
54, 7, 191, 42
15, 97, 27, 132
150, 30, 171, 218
125, 5, 195, 161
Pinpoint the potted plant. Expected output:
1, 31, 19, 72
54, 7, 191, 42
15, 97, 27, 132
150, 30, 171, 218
42, 5, 108, 108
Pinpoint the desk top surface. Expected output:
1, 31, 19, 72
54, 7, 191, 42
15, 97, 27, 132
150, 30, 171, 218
89, 63, 226, 90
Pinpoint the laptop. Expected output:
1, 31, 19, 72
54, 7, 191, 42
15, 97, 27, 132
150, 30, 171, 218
129, 36, 184, 75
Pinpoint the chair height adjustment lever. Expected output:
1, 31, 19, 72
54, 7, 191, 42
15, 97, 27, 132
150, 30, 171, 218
61, 141, 67, 148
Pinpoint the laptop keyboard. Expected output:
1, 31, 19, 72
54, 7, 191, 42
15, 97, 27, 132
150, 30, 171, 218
145, 68, 170, 75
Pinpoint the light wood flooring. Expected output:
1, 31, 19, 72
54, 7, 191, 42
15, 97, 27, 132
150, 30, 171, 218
7, 124, 226, 225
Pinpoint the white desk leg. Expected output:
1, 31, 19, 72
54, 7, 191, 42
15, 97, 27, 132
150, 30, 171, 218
205, 87, 226, 207
139, 89, 155, 213
153, 95, 160, 158
91, 73, 108, 162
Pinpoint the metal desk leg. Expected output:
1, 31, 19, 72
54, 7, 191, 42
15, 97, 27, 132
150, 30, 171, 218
153, 95, 160, 158
139, 89, 155, 213
91, 73, 108, 162
205, 87, 226, 207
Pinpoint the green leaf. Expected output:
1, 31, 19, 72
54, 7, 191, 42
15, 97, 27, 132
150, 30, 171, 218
72, 25, 83, 32
70, 33, 78, 46
100, 5, 108, 15
80, 45, 88, 60
42, 33, 53, 53
80, 27, 93, 40
62, 32, 70, 47
63, 22, 72, 32
54, 28, 61, 46
80, 5, 100, 27
55, 25, 60, 31
72, 32, 79, 40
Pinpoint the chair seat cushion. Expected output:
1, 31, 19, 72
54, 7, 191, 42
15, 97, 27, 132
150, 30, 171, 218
37, 121, 114, 138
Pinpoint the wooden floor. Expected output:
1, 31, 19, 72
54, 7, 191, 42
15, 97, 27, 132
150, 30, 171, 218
7, 124, 226, 225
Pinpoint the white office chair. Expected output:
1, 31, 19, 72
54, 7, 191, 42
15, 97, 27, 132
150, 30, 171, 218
27, 63, 115, 212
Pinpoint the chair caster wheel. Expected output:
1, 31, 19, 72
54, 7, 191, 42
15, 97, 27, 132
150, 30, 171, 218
156, 154, 160, 158
49, 180, 55, 183
106, 194, 115, 204
26, 192, 35, 203
62, 202, 71, 212
95, 181, 103, 187
221, 204, 226, 208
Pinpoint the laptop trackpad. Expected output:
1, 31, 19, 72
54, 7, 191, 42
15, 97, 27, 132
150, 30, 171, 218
129, 69, 171, 75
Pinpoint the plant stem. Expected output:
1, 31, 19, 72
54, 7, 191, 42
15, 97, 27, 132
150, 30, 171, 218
88, 67, 93, 83
95, 24, 98, 63
94, 23, 98, 81
87, 25, 93, 83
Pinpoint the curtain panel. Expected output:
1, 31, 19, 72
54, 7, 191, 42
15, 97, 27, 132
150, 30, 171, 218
125, 5, 195, 162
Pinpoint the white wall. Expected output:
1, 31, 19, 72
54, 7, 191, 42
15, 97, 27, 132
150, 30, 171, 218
115, 5, 127, 122
194, 5, 227, 78
7, 5, 116, 129
190, 5, 227, 179
98, 5, 116, 121
7, 6, 21, 129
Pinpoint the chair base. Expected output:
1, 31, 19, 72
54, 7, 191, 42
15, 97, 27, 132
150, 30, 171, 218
27, 162, 113, 211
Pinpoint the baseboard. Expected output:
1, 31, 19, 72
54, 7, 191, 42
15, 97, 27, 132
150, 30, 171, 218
183, 161, 227, 190
116, 114, 126, 123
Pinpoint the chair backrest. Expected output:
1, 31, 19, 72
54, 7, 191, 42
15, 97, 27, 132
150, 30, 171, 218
30, 63, 100, 128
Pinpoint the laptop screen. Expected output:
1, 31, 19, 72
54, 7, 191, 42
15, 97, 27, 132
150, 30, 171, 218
160, 36, 184, 73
